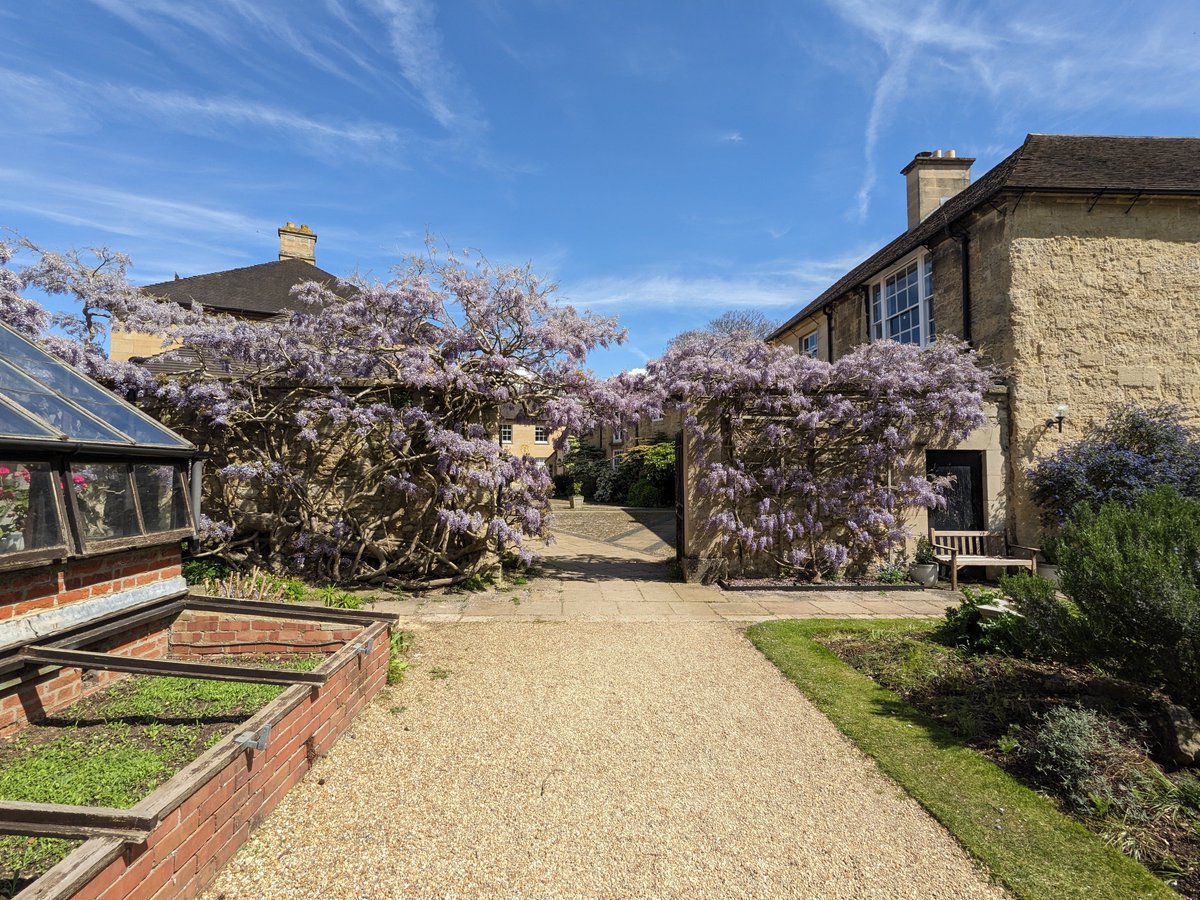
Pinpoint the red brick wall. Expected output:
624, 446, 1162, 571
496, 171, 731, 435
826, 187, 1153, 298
71, 628, 390, 900
169, 612, 362, 656
0, 545, 183, 623
0, 617, 172, 738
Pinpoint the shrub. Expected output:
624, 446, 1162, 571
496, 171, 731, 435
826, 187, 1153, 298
627, 479, 660, 508
1029, 404, 1200, 527
182, 558, 231, 585
313, 585, 364, 609
998, 572, 1083, 661
552, 474, 574, 497
937, 585, 1026, 655
1058, 487, 1200, 711
913, 536, 937, 566
1020, 706, 1147, 813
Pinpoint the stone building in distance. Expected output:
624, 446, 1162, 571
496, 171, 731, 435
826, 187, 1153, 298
766, 133, 1200, 545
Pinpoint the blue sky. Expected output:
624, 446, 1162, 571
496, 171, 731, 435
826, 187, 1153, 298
3, 1, 1199, 375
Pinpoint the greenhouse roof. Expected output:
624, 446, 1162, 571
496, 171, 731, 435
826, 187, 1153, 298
0, 322, 194, 456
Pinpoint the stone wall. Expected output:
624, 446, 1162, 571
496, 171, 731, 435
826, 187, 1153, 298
1004, 192, 1200, 543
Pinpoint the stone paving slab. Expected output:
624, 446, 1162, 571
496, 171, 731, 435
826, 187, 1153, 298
368, 529, 960, 624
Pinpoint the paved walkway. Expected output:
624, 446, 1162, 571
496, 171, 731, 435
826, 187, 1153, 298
373, 530, 958, 624
206, 622, 1002, 898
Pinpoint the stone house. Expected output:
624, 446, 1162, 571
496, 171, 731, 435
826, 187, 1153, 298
114, 223, 563, 473
764, 133, 1200, 546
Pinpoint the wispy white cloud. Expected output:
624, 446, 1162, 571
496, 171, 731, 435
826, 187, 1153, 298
0, 167, 270, 280
561, 249, 872, 313
719, 131, 745, 144
360, 0, 486, 133
0, 68, 405, 161
827, 0, 1200, 218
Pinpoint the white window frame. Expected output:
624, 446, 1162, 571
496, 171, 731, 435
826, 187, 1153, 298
534, 425, 548, 444
800, 330, 819, 358
611, 428, 623, 445
500, 424, 512, 444
611, 450, 624, 469
869, 250, 935, 347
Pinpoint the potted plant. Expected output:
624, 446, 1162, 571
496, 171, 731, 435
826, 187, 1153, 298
1038, 534, 1060, 586
909, 536, 939, 587
569, 481, 585, 509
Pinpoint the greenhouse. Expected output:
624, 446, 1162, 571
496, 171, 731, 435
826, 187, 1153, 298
0, 321, 197, 571
0, 322, 396, 899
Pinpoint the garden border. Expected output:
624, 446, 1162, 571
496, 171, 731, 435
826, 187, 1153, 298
7, 611, 394, 899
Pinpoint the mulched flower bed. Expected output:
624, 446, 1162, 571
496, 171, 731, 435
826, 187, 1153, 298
816, 627, 1200, 895
0, 654, 319, 897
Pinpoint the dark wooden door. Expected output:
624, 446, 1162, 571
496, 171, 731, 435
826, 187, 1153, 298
926, 450, 984, 531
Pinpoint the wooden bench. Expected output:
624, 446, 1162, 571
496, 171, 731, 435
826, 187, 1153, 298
929, 529, 1039, 591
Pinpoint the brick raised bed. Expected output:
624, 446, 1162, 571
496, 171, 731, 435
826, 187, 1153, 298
20, 618, 391, 900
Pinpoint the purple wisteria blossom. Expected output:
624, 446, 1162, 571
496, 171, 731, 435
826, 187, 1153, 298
646, 328, 992, 580
1, 239, 633, 586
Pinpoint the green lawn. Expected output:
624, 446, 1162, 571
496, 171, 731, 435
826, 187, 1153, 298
746, 619, 1173, 900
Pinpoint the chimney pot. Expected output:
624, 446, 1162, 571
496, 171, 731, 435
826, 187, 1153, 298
278, 221, 317, 265
934, 149, 943, 158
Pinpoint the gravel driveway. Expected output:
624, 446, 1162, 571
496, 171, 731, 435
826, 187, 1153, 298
206, 622, 1003, 898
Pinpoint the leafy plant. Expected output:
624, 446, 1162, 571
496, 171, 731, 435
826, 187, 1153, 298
626, 478, 660, 508
313, 585, 363, 609
387, 631, 411, 685
913, 536, 937, 566
1057, 487, 1200, 711
1020, 706, 1148, 814
202, 567, 298, 603
181, 557, 232, 586
877, 558, 909, 584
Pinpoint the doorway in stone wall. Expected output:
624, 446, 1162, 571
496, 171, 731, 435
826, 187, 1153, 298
926, 450, 984, 531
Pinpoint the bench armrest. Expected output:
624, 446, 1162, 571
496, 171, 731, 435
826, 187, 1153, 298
1008, 543, 1040, 558
930, 542, 957, 556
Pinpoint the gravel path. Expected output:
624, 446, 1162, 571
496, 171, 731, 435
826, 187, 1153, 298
206, 623, 1003, 898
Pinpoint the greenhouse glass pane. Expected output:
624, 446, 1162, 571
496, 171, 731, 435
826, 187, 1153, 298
0, 461, 64, 555
134, 464, 190, 533
0, 361, 129, 444
0, 400, 61, 439
74, 463, 141, 544
0, 325, 189, 447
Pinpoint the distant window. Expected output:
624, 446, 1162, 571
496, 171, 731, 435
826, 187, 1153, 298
651, 413, 664, 423
611, 450, 624, 469
534, 426, 548, 444
870, 252, 935, 347
800, 331, 819, 358
500, 424, 512, 443
611, 428, 624, 444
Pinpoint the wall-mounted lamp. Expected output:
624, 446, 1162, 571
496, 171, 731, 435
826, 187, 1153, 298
1052, 402, 1069, 433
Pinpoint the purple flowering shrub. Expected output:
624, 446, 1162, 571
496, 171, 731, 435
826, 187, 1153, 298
1028, 404, 1200, 527
647, 330, 991, 580
1, 239, 631, 586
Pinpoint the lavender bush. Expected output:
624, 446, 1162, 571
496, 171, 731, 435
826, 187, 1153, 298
645, 329, 991, 580
1, 239, 630, 586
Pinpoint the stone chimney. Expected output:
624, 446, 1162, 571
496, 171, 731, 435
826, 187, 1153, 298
278, 222, 316, 264
900, 149, 974, 230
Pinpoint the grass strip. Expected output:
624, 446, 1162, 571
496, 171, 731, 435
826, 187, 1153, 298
745, 619, 1173, 900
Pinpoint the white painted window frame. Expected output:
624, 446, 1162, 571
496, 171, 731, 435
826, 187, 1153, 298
869, 249, 935, 347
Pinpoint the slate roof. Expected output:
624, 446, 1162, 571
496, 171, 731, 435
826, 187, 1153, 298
140, 258, 348, 317
767, 133, 1200, 341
